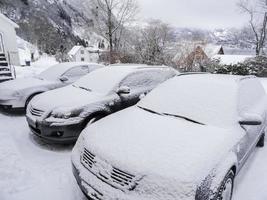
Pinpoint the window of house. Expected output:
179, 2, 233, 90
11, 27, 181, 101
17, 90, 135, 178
81, 57, 85, 61
81, 50, 85, 54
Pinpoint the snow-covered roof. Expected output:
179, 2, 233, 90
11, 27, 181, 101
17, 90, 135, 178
223, 47, 256, 56
212, 55, 254, 65
0, 13, 19, 28
68, 46, 83, 56
203, 44, 223, 57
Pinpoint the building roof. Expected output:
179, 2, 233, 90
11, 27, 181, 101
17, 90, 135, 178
68, 45, 83, 56
203, 44, 223, 57
0, 13, 19, 28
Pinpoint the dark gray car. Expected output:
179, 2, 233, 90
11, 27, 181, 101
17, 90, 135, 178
26, 65, 177, 143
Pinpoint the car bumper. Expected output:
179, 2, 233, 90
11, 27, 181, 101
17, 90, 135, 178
0, 98, 24, 108
26, 115, 84, 144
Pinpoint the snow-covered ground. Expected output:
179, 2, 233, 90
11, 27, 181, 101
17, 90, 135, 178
14, 55, 58, 78
0, 110, 266, 200
0, 110, 85, 200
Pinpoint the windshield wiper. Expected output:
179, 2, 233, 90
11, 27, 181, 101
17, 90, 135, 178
138, 106, 204, 125
138, 106, 162, 116
162, 113, 205, 125
73, 85, 92, 92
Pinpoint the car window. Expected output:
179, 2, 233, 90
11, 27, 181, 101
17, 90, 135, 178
120, 69, 175, 90
238, 78, 266, 116
63, 65, 89, 78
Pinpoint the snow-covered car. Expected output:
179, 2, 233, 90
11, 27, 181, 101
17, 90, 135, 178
26, 65, 177, 143
0, 62, 104, 109
71, 74, 267, 200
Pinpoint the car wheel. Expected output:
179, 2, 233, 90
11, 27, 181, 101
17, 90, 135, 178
25, 93, 41, 110
86, 115, 104, 127
257, 133, 265, 148
216, 170, 234, 200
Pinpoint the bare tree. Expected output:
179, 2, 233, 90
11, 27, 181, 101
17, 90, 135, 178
134, 20, 175, 65
93, 0, 138, 63
238, 0, 267, 55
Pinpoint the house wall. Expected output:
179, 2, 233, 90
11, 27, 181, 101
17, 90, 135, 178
0, 17, 20, 66
72, 47, 99, 63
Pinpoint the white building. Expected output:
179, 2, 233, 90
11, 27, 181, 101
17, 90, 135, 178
68, 45, 101, 63
0, 13, 20, 66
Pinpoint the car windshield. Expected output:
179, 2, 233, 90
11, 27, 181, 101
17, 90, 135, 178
138, 75, 239, 127
73, 67, 132, 94
37, 63, 73, 81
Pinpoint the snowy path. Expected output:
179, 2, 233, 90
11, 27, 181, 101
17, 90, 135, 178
0, 111, 84, 200
0, 111, 266, 200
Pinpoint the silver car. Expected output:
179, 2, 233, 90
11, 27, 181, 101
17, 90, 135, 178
72, 74, 267, 200
0, 62, 104, 109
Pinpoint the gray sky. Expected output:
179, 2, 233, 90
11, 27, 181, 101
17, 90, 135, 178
137, 0, 249, 29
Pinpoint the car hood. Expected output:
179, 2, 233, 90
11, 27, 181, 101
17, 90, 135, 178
30, 85, 105, 112
0, 77, 56, 92
81, 106, 242, 184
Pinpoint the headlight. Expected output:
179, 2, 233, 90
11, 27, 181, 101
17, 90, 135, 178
51, 108, 82, 119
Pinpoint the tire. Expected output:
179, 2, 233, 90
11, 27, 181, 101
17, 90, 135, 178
25, 93, 40, 110
215, 170, 235, 200
86, 115, 105, 127
257, 133, 265, 148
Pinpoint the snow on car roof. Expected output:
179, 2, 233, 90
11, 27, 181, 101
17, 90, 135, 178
138, 74, 254, 127
109, 64, 171, 69
37, 62, 100, 80
74, 65, 167, 94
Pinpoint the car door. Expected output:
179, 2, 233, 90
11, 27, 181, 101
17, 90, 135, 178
62, 65, 89, 83
236, 78, 267, 166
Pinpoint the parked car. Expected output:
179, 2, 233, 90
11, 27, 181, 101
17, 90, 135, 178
26, 65, 177, 143
72, 74, 267, 200
0, 62, 104, 109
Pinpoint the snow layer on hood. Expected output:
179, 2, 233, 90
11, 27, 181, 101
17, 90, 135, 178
80, 106, 241, 185
0, 77, 55, 91
30, 85, 104, 112
138, 74, 240, 127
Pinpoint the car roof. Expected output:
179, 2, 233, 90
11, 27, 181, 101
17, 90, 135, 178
109, 64, 172, 70
54, 62, 104, 72
177, 73, 256, 84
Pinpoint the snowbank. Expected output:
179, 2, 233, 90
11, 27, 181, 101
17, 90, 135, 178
14, 55, 58, 78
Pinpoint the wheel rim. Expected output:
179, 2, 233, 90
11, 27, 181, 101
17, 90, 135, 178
221, 178, 233, 200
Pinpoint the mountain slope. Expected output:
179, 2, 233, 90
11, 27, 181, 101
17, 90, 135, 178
0, 0, 103, 54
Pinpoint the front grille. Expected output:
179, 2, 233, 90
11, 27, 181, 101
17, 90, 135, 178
30, 106, 44, 117
81, 148, 138, 191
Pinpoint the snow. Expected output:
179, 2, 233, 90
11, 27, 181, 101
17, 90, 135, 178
73, 106, 242, 199
37, 62, 88, 81
1, 69, 267, 199
14, 55, 58, 78
0, 111, 84, 200
1, 110, 267, 200
212, 55, 254, 65
139, 74, 241, 127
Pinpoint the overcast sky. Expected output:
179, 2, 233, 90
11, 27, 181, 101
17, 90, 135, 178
137, 0, 249, 29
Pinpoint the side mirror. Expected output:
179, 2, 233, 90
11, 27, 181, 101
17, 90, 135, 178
59, 76, 69, 82
239, 113, 263, 126
117, 86, 130, 95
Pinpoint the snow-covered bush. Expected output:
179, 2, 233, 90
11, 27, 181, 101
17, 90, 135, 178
214, 56, 267, 76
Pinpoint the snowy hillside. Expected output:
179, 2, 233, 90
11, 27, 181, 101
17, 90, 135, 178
0, 0, 104, 54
